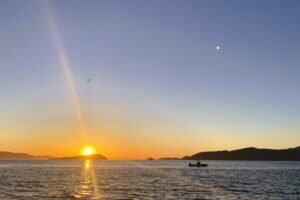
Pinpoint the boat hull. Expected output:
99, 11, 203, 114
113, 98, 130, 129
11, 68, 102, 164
189, 163, 208, 167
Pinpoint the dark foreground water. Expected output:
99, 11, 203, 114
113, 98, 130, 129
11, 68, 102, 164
0, 160, 299, 199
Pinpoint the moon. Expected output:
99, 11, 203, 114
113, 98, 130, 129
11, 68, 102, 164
216, 46, 221, 50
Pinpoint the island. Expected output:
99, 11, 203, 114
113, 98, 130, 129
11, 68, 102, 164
183, 146, 300, 161
51, 154, 108, 160
0, 151, 50, 160
159, 157, 180, 160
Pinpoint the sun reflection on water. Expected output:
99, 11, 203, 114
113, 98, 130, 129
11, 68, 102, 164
85, 160, 90, 169
74, 159, 100, 199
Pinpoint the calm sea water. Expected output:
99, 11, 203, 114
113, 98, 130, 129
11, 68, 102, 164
0, 160, 299, 199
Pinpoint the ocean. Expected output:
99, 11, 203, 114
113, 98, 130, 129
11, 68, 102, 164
0, 160, 299, 199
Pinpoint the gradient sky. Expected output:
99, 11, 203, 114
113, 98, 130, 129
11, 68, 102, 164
1, 0, 300, 159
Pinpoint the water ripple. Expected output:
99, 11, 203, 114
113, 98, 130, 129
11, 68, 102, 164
0, 160, 299, 199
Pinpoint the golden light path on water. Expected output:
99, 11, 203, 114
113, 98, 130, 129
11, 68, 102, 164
75, 160, 100, 199
40, 0, 87, 144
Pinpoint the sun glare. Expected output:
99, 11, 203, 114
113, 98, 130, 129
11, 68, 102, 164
81, 147, 95, 156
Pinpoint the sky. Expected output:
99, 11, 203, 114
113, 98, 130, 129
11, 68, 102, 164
0, 0, 300, 159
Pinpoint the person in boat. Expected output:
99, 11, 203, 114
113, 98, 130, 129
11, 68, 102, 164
197, 160, 201, 166
189, 160, 208, 167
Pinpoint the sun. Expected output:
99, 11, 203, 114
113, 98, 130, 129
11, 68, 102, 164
81, 146, 95, 156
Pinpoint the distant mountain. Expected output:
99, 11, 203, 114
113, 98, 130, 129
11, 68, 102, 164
183, 147, 300, 161
52, 154, 108, 160
159, 157, 180, 160
146, 157, 155, 160
0, 151, 50, 160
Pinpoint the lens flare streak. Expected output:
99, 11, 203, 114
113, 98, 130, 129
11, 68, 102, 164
40, 0, 87, 143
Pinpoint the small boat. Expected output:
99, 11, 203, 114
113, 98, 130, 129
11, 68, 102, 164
189, 161, 208, 167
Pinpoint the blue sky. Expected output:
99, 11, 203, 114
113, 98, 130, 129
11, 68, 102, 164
0, 0, 300, 158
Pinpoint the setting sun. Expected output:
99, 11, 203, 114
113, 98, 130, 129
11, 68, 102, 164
81, 147, 95, 156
